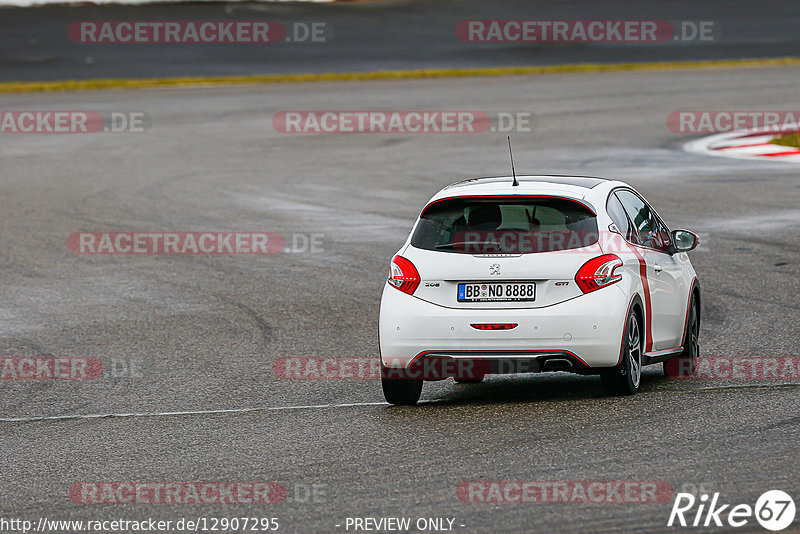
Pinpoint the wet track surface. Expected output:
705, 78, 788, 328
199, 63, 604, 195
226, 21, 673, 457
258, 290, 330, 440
1, 66, 800, 531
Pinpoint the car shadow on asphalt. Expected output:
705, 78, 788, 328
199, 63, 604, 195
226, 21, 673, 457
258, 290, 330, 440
411, 369, 673, 408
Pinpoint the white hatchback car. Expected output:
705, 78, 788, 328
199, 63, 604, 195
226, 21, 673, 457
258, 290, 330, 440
379, 175, 700, 405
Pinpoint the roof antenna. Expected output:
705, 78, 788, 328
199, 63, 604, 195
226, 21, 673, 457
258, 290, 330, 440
507, 136, 519, 187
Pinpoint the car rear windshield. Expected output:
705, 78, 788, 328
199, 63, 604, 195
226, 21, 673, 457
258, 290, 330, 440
411, 196, 598, 254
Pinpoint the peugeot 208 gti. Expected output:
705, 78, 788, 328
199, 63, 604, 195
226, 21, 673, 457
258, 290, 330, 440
379, 175, 700, 405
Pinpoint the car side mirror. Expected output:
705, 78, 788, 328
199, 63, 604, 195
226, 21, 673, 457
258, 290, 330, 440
670, 229, 699, 253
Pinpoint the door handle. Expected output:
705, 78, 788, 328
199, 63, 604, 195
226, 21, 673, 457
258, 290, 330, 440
654, 264, 663, 274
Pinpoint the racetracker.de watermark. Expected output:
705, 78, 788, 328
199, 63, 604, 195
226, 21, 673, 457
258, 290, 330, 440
457, 20, 717, 42
275, 357, 549, 380
0, 357, 103, 380
667, 111, 800, 133
273, 111, 533, 134
391, 229, 679, 255
665, 357, 800, 380
67, 232, 324, 255
69, 482, 286, 505
68, 21, 331, 43
457, 481, 675, 504
0, 111, 148, 134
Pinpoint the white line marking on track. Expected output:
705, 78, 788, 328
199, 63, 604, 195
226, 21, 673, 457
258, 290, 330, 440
0, 401, 389, 423
2, 383, 797, 423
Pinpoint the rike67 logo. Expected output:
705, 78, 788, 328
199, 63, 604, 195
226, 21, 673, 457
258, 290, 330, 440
668, 490, 796, 531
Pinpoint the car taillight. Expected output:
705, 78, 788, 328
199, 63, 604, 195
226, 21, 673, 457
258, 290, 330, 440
470, 323, 518, 330
388, 255, 420, 295
575, 254, 623, 293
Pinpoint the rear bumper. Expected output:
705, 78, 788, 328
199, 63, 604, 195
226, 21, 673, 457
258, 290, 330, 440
379, 283, 630, 371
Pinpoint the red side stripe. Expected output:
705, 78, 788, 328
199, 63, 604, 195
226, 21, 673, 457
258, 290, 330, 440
627, 245, 653, 352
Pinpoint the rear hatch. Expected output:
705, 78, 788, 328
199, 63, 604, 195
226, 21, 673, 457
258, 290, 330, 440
403, 195, 601, 309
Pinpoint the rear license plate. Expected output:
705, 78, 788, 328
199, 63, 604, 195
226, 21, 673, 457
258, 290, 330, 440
457, 282, 536, 302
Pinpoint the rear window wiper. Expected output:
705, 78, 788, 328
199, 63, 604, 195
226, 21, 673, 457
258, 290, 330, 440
435, 241, 501, 250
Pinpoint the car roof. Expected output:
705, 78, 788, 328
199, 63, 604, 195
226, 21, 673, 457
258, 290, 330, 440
425, 175, 634, 217
431, 174, 626, 205
443, 175, 609, 190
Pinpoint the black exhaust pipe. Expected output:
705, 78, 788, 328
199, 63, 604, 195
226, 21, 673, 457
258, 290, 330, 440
542, 358, 573, 371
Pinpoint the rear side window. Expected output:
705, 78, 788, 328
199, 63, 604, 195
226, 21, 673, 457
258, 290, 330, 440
615, 190, 671, 252
606, 193, 636, 243
411, 196, 598, 254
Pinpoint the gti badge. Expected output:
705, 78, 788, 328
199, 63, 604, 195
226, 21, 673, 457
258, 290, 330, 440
489, 263, 501, 275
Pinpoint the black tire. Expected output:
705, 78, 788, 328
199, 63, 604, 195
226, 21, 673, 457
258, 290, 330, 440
601, 309, 643, 396
381, 364, 423, 405
664, 297, 699, 378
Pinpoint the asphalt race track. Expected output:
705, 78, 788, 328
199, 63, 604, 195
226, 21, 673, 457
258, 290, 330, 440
2, 0, 800, 81
1, 64, 799, 532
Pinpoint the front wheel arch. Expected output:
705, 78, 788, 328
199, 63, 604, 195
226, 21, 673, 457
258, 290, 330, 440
664, 286, 700, 378
692, 283, 701, 330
